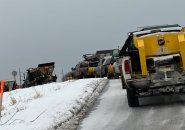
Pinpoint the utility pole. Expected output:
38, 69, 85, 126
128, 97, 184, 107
100, 59, 102, 78
19, 68, 22, 88
61, 68, 64, 82
12, 71, 17, 82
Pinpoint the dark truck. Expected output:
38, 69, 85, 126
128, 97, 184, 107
22, 62, 57, 88
4, 80, 19, 92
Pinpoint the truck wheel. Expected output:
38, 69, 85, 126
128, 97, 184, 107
80, 73, 85, 79
107, 74, 111, 79
120, 71, 126, 89
126, 87, 139, 107
94, 73, 98, 78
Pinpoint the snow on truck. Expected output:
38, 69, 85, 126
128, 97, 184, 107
119, 24, 185, 107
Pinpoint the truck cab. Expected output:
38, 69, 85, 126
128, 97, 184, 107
119, 24, 185, 107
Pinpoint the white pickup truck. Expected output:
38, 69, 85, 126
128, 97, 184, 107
119, 24, 185, 107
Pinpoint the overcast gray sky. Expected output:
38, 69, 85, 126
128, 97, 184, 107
0, 0, 185, 83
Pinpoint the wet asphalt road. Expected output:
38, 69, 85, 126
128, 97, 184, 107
78, 79, 185, 130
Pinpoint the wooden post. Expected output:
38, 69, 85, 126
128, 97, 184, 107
0, 80, 4, 122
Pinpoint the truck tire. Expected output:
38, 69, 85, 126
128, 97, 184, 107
107, 74, 111, 79
120, 71, 126, 89
126, 87, 139, 107
121, 75, 126, 89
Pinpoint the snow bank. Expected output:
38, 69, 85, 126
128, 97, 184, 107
0, 78, 108, 130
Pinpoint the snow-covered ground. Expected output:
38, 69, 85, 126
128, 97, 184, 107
0, 78, 108, 130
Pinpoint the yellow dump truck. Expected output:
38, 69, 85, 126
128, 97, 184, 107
119, 24, 185, 107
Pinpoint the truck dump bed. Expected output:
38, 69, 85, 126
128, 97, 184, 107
22, 62, 57, 88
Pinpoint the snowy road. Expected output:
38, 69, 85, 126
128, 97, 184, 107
78, 79, 185, 130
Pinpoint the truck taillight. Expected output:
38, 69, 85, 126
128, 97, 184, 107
124, 60, 130, 74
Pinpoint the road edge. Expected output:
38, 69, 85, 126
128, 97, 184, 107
53, 78, 109, 130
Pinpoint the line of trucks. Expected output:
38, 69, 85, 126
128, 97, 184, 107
63, 24, 185, 108
63, 49, 120, 81
119, 24, 185, 107
5, 24, 185, 108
